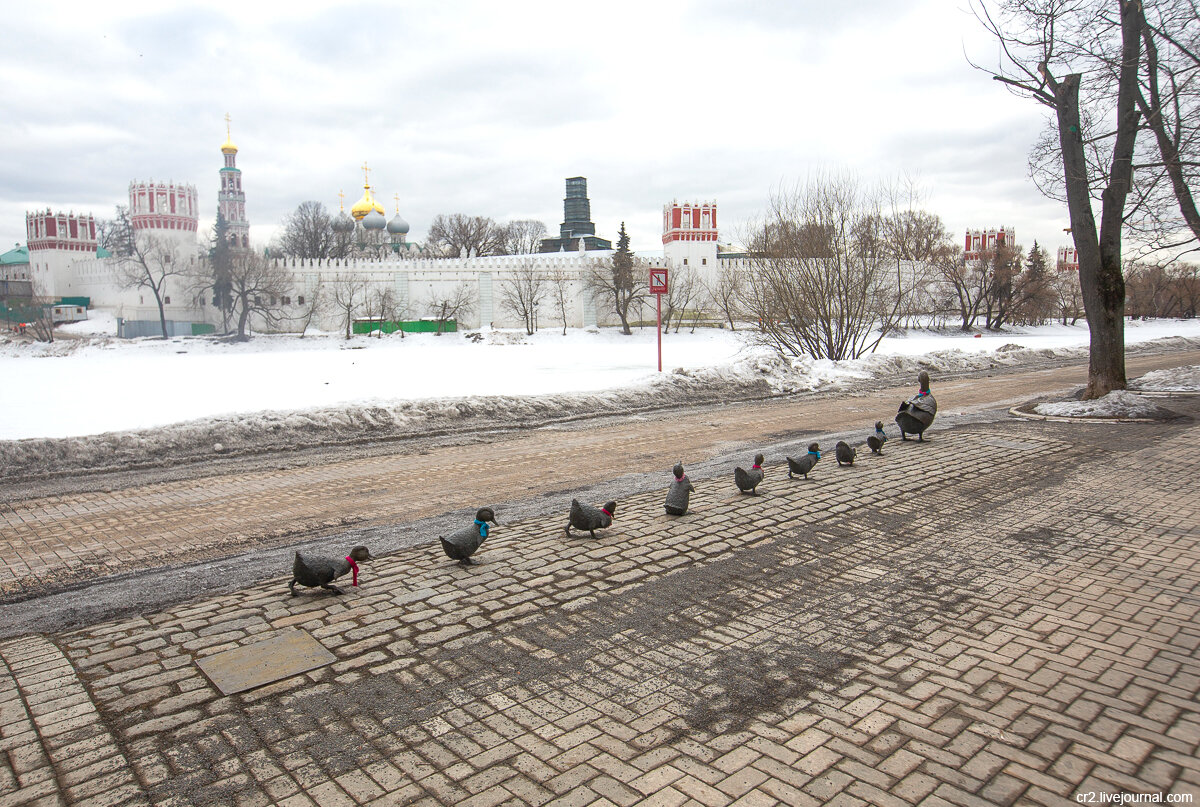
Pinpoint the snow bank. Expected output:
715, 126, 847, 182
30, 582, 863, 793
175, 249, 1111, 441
1032, 389, 1180, 420
1128, 364, 1200, 392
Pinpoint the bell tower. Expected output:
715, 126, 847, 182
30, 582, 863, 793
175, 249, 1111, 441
217, 113, 250, 251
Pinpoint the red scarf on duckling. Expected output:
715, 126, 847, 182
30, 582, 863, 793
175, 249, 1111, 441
346, 556, 359, 587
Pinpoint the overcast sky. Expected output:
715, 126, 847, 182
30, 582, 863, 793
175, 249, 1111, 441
1, 1, 1070, 258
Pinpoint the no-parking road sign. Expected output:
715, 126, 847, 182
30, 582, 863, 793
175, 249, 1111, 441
649, 268, 668, 295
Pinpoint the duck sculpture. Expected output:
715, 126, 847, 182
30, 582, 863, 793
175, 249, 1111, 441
835, 440, 857, 467
896, 371, 937, 441
867, 421, 887, 454
440, 507, 499, 565
289, 546, 372, 596
567, 499, 616, 539
786, 443, 821, 479
665, 463, 696, 515
734, 454, 765, 495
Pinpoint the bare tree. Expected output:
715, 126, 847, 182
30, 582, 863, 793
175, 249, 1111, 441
276, 201, 339, 260
425, 282, 476, 334
975, 0, 1143, 397
96, 205, 135, 257
982, 242, 1023, 330
361, 285, 407, 338
295, 276, 325, 338
328, 273, 370, 340
426, 214, 506, 258
117, 232, 190, 339
1052, 267, 1087, 324
227, 252, 292, 340
742, 175, 902, 360
662, 262, 700, 333
498, 260, 547, 335
500, 220, 549, 255
548, 265, 573, 335
706, 261, 744, 331
584, 222, 646, 335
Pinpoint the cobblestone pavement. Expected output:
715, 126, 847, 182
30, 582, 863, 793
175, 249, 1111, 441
0, 399, 1197, 805
2, 351, 1198, 603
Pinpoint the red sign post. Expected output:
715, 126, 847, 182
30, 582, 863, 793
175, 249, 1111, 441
649, 268, 668, 372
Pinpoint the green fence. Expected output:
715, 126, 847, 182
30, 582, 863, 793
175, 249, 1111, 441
352, 319, 457, 335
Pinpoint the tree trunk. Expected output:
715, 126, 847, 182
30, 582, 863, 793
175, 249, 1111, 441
1050, 0, 1140, 399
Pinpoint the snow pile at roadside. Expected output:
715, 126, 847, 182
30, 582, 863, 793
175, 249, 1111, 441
1033, 389, 1179, 420
3, 327, 1199, 479
1128, 364, 1200, 392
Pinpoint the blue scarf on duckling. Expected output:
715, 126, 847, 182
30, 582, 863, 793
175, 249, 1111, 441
474, 519, 488, 538
809, 450, 821, 459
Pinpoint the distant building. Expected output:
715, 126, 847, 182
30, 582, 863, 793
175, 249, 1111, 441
964, 227, 1015, 262
129, 180, 199, 245
539, 177, 612, 252
25, 210, 98, 297
662, 201, 718, 271
1, 244, 30, 282
1057, 245, 1079, 272
218, 114, 250, 250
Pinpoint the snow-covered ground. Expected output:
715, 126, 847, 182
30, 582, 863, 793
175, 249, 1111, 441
1128, 364, 1200, 392
1032, 389, 1181, 419
1, 314, 1198, 443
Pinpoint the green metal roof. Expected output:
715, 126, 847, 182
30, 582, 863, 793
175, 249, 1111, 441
96, 246, 112, 258
1, 245, 29, 265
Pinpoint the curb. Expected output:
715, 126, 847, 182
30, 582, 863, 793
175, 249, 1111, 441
1007, 405, 1160, 424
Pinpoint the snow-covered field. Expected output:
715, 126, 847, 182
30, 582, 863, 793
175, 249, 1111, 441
2, 314, 1197, 443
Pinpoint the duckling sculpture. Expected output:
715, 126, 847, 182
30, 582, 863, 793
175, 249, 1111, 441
896, 370, 937, 441
665, 462, 696, 515
440, 507, 499, 565
786, 443, 821, 479
867, 421, 887, 454
835, 440, 857, 467
734, 454, 765, 495
289, 546, 372, 596
567, 499, 616, 539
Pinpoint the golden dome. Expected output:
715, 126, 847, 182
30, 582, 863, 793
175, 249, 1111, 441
221, 113, 238, 154
349, 162, 385, 220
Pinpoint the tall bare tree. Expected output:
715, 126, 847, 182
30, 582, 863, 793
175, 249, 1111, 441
976, 0, 1143, 397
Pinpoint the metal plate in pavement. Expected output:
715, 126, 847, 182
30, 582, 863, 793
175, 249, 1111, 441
196, 628, 335, 696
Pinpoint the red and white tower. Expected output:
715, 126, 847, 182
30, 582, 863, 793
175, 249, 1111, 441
964, 227, 1015, 262
129, 180, 199, 245
217, 114, 250, 250
1057, 246, 1079, 271
662, 200, 718, 272
25, 210, 97, 297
